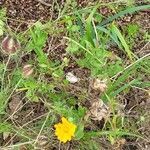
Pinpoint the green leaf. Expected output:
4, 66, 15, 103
85, 6, 98, 46
134, 81, 150, 88
0, 92, 7, 114
97, 26, 122, 49
127, 24, 139, 38
0, 8, 6, 36
110, 79, 139, 97
26, 90, 39, 102
111, 24, 134, 60
104, 60, 123, 77
0, 20, 4, 36
75, 124, 84, 140
64, 37, 103, 64
52, 68, 64, 78
23, 78, 38, 90
98, 5, 150, 26
0, 8, 6, 20
84, 130, 146, 141
109, 135, 115, 145
0, 123, 11, 133
27, 22, 49, 65
66, 42, 79, 53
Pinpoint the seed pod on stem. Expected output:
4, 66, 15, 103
1, 35, 20, 55
22, 64, 34, 78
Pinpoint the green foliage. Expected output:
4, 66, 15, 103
64, 5, 150, 146
0, 8, 6, 36
98, 23, 138, 62
77, 47, 108, 76
144, 31, 150, 41
65, 12, 124, 77
75, 124, 84, 140
0, 92, 7, 114
66, 41, 79, 53
65, 16, 80, 32
0, 3, 149, 149
85, 7, 97, 47
0, 8, 6, 19
127, 24, 139, 37
123, 24, 139, 49
27, 21, 49, 65
23, 78, 39, 102
0, 64, 5, 79
53, 100, 86, 122
0, 122, 12, 133
0, 19, 4, 36
97, 4, 150, 26
111, 24, 134, 60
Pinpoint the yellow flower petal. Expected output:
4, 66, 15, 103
54, 117, 77, 143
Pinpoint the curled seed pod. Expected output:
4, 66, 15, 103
1, 35, 20, 54
92, 78, 107, 92
22, 64, 34, 78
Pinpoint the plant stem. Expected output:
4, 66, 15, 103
1, 55, 11, 91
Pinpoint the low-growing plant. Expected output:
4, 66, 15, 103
0, 2, 150, 149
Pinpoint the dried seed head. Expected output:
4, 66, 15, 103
92, 78, 107, 92
113, 138, 126, 149
89, 100, 109, 121
1, 35, 20, 54
22, 64, 34, 78
8, 94, 23, 113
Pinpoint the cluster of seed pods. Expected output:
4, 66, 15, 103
1, 35, 33, 77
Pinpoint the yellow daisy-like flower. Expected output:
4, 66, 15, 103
54, 117, 77, 143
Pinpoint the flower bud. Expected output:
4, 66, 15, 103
1, 35, 20, 54
22, 64, 34, 78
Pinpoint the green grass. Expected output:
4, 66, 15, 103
0, 1, 150, 149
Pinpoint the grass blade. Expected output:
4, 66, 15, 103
85, 6, 98, 46
111, 24, 134, 60
97, 26, 122, 49
110, 79, 138, 97
98, 5, 150, 26
85, 130, 148, 142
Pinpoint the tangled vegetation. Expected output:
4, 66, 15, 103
0, 1, 150, 149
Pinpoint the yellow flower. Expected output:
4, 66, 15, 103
54, 117, 77, 143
